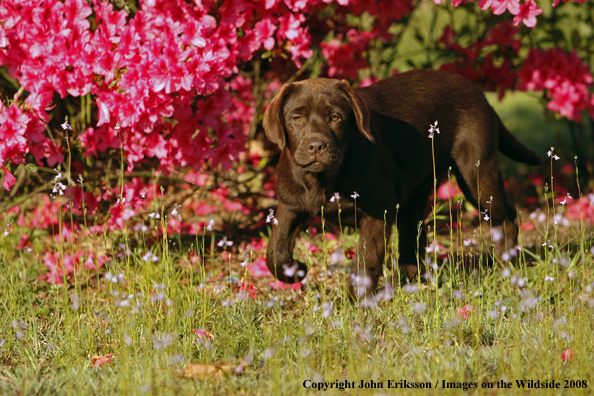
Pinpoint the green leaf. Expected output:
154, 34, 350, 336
25, 163, 38, 173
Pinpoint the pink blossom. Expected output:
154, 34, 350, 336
192, 201, 217, 216
84, 252, 107, 270
249, 238, 265, 252
518, 48, 593, 121
239, 281, 258, 299
302, 239, 321, 253
193, 328, 215, 340
547, 81, 590, 121
223, 199, 251, 215
3, 167, 16, 191
90, 354, 114, 368
456, 303, 473, 320
269, 280, 302, 290
247, 257, 273, 277
359, 76, 381, 87
277, 14, 304, 40
513, 0, 542, 27
254, 18, 277, 51
16, 233, 32, 251
491, 0, 520, 15
324, 233, 338, 241
437, 180, 463, 200
47, 141, 64, 167
321, 29, 373, 79
485, 21, 521, 53
559, 349, 577, 362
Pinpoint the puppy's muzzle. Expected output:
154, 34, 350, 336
307, 138, 327, 155
295, 136, 342, 172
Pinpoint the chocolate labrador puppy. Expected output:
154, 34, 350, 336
263, 69, 540, 298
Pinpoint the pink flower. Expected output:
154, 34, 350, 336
321, 29, 372, 79
249, 238, 265, 252
3, 167, 16, 191
547, 81, 590, 121
247, 257, 272, 277
479, 0, 494, 10
193, 329, 215, 340
518, 48, 593, 121
324, 233, 338, 241
40, 252, 68, 285
485, 21, 521, 53
513, 0, 542, 27
302, 240, 321, 253
520, 222, 535, 230
277, 14, 304, 40
0, 105, 27, 147
456, 304, 473, 320
90, 354, 114, 368
16, 233, 32, 251
359, 76, 381, 87
47, 141, 65, 167
192, 201, 217, 216
239, 281, 258, 299
84, 252, 107, 270
491, 0, 520, 15
223, 199, 250, 215
269, 280, 302, 290
254, 18, 277, 51
437, 180, 463, 200
560, 349, 577, 362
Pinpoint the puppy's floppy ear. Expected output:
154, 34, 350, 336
339, 80, 374, 144
263, 83, 294, 150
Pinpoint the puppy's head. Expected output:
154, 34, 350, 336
263, 79, 373, 174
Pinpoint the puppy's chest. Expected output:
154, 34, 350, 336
301, 189, 356, 222
300, 188, 331, 215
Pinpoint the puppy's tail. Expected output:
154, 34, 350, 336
497, 117, 542, 165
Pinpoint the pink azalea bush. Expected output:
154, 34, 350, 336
1, 0, 592, 197
1, 0, 593, 284
40, 250, 107, 284
518, 48, 593, 121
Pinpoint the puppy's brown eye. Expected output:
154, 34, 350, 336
330, 115, 339, 122
293, 116, 302, 122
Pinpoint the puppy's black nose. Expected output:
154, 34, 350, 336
307, 139, 327, 154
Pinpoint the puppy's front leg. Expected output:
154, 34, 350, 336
349, 215, 389, 299
266, 203, 309, 284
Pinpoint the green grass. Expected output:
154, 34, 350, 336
1, 196, 593, 395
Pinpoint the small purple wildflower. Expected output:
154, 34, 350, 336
142, 251, 159, 262
412, 302, 427, 315
217, 236, 233, 248
329, 192, 341, 203
61, 117, 72, 131
428, 121, 440, 139
266, 209, 278, 225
